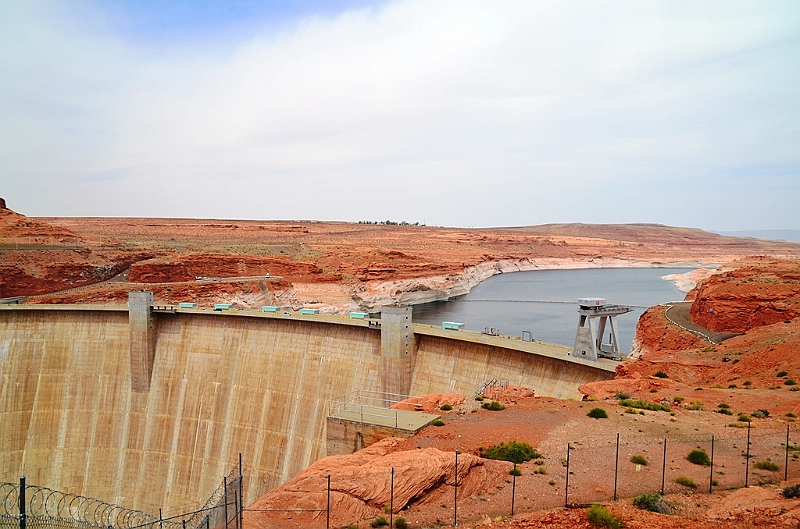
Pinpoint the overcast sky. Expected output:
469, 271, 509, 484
1, 1, 798, 230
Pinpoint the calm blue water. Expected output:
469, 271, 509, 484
412, 268, 691, 353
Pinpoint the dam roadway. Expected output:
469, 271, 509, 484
0, 302, 615, 516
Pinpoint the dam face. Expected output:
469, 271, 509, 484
0, 304, 614, 515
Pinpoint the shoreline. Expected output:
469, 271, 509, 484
295, 257, 722, 314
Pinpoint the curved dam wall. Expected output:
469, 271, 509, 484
0, 305, 614, 516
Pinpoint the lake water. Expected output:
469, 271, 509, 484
412, 267, 692, 353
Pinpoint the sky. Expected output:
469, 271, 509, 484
1, 1, 799, 230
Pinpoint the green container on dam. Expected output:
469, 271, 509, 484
442, 321, 465, 330
349, 312, 368, 319
214, 304, 232, 311
299, 308, 319, 315
178, 302, 196, 308
261, 306, 279, 313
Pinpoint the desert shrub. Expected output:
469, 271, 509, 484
743, 380, 752, 386
754, 459, 779, 471
619, 399, 670, 412
632, 493, 671, 514
481, 400, 505, 411
783, 484, 800, 498
393, 516, 407, 529
587, 407, 608, 419
630, 455, 648, 466
718, 402, 730, 409
431, 419, 445, 427
653, 371, 668, 378
792, 387, 800, 392
624, 408, 638, 414
509, 467, 522, 476
716, 407, 733, 415
672, 396, 684, 403
344, 525, 359, 529
778, 371, 789, 377
533, 465, 549, 475
586, 504, 623, 529
786, 378, 798, 386
686, 401, 704, 411
752, 409, 769, 419
548, 479, 556, 486
370, 517, 388, 528
787, 412, 798, 418
615, 391, 631, 400
439, 403, 452, 411
674, 476, 697, 489
480, 441, 541, 463
475, 395, 484, 401
738, 413, 751, 422
686, 449, 711, 466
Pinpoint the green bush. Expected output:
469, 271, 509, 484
615, 391, 631, 400
439, 403, 452, 411
653, 371, 668, 378
716, 407, 733, 415
431, 419, 445, 427
718, 402, 730, 409
344, 525, 359, 529
481, 400, 505, 411
686, 449, 711, 466
787, 412, 798, 418
630, 455, 648, 466
786, 378, 798, 386
754, 459, 779, 471
738, 413, 751, 423
587, 407, 609, 419
672, 396, 684, 403
393, 516, 407, 529
674, 476, 697, 489
533, 465, 549, 475
370, 517, 388, 528
686, 401, 704, 411
778, 371, 789, 377
752, 410, 767, 419
783, 484, 800, 498
586, 504, 623, 529
480, 441, 542, 463
618, 399, 670, 412
509, 467, 522, 476
632, 493, 671, 514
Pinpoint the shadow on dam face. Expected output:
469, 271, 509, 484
0, 304, 614, 515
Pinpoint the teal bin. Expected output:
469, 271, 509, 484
178, 302, 196, 309
349, 312, 368, 319
261, 306, 279, 312
442, 321, 464, 330
214, 304, 232, 311
299, 308, 319, 315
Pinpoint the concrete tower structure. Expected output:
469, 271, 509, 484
571, 298, 632, 362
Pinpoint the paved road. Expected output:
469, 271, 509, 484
665, 302, 740, 344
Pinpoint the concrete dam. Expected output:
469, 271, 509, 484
0, 295, 615, 516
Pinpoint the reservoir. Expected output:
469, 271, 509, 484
413, 267, 692, 353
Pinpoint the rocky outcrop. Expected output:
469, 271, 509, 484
244, 437, 503, 528
689, 257, 800, 333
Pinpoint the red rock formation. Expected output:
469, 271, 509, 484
244, 437, 503, 529
690, 257, 800, 332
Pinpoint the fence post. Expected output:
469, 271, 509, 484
224, 477, 229, 529
709, 435, 715, 494
613, 433, 619, 501
159, 508, 163, 529
745, 422, 751, 488
511, 461, 516, 516
786, 424, 790, 482
453, 451, 459, 526
326, 475, 331, 529
390, 468, 394, 529
238, 453, 244, 529
19, 476, 26, 529
661, 438, 667, 495
565, 443, 570, 508
183, 520, 186, 529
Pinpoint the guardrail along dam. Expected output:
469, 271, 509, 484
0, 293, 616, 514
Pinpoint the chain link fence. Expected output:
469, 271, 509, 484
1, 464, 243, 529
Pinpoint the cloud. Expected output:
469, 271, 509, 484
1, 0, 799, 229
